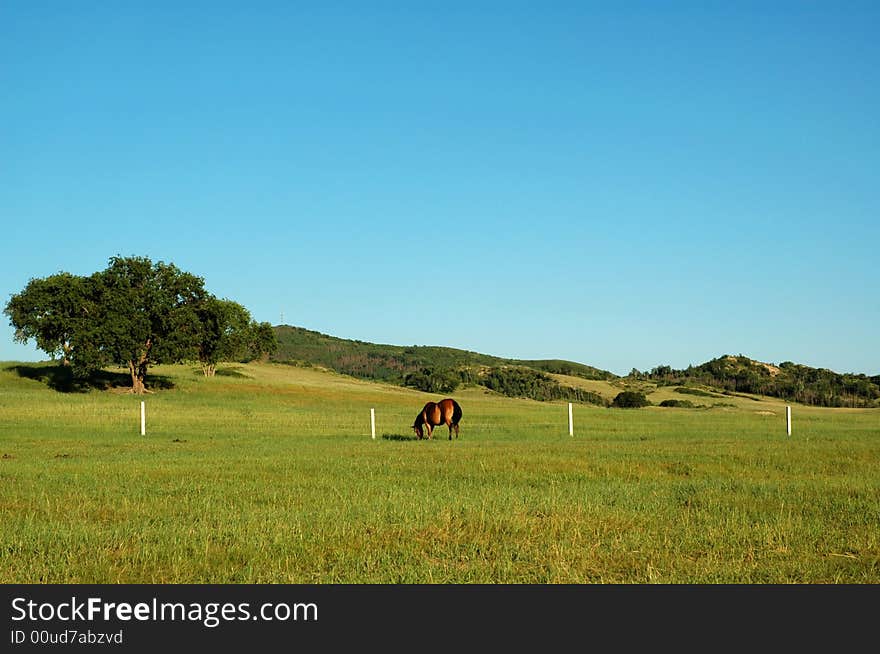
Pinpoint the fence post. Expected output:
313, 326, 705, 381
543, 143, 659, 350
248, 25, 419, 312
568, 402, 573, 436
786, 405, 791, 437
140, 401, 146, 436
370, 408, 376, 440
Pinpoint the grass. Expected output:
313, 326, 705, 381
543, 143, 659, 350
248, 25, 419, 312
1, 360, 878, 583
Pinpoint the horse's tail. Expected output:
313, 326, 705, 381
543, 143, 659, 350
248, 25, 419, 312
452, 400, 462, 426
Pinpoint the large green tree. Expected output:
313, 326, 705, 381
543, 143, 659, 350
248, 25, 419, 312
88, 256, 208, 393
5, 256, 209, 393
7, 256, 278, 392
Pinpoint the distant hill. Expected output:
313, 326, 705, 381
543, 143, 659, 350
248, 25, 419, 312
269, 327, 879, 409
270, 325, 614, 405
636, 354, 880, 408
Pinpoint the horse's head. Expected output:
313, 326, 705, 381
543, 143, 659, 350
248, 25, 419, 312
412, 419, 424, 439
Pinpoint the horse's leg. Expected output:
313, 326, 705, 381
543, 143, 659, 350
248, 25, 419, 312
454, 423, 460, 439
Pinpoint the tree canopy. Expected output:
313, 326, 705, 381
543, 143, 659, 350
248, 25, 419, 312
5, 272, 90, 367
4, 256, 277, 393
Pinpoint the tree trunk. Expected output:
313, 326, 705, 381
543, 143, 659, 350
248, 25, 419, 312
129, 361, 146, 394
128, 340, 151, 394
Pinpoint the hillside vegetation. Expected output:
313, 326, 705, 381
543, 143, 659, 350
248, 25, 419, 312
270, 327, 880, 410
636, 355, 880, 408
270, 325, 613, 405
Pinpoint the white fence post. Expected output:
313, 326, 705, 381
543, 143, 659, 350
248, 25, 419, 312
140, 401, 146, 436
370, 408, 376, 440
786, 405, 791, 437
568, 402, 573, 436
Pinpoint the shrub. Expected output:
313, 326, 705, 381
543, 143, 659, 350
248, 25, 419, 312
403, 368, 459, 394
674, 387, 716, 397
480, 367, 606, 405
612, 391, 651, 408
659, 399, 696, 408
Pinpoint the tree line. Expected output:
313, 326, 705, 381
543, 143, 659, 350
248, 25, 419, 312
4, 256, 277, 393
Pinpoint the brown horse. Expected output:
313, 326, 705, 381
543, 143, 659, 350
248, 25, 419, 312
412, 398, 462, 440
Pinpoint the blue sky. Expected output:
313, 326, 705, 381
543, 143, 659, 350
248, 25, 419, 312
2, 1, 878, 376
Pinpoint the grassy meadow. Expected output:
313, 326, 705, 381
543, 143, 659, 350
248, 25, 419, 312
1, 360, 878, 583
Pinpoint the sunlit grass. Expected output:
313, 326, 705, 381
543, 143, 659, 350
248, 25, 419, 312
1, 361, 878, 583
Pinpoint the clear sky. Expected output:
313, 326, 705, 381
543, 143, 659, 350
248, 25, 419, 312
2, 1, 878, 376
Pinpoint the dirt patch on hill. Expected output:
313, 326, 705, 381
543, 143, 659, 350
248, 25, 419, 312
761, 363, 781, 376
725, 355, 781, 376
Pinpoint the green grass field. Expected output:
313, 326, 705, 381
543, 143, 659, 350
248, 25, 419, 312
1, 361, 878, 583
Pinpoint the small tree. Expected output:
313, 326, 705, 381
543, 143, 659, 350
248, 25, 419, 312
195, 298, 253, 376
247, 321, 278, 362
194, 302, 277, 375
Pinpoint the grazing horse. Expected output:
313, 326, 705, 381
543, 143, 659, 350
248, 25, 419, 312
413, 398, 462, 440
